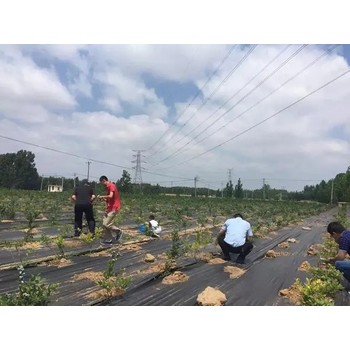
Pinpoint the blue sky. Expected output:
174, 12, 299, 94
0, 44, 350, 191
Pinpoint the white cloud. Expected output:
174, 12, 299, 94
1, 44, 350, 191
0, 46, 76, 122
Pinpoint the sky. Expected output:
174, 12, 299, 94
1, 43, 350, 191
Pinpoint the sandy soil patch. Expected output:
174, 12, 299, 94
144, 253, 155, 262
197, 286, 227, 306
120, 244, 143, 252
72, 271, 104, 282
22, 241, 43, 249
224, 265, 246, 279
162, 271, 189, 284
195, 252, 214, 262
279, 281, 302, 305
39, 258, 73, 268
278, 242, 289, 249
307, 244, 323, 256
298, 261, 311, 272
87, 250, 111, 258
84, 287, 125, 300
265, 249, 290, 258
208, 257, 227, 264
20, 228, 42, 234
144, 263, 166, 274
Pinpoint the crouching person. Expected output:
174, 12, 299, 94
326, 221, 350, 284
217, 213, 253, 264
148, 214, 162, 238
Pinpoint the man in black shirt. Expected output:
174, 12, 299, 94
71, 181, 96, 237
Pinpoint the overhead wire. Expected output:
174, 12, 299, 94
153, 44, 308, 165
152, 44, 291, 162
162, 64, 350, 168
146, 45, 237, 154
190, 44, 338, 148
0, 134, 193, 181
153, 45, 338, 169
147, 45, 257, 158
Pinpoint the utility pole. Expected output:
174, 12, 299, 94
40, 175, 44, 191
330, 178, 334, 204
86, 161, 91, 182
61, 177, 64, 190
73, 173, 76, 188
263, 178, 266, 200
281, 186, 285, 201
194, 176, 199, 197
221, 181, 224, 198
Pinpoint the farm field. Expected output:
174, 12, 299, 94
0, 189, 348, 306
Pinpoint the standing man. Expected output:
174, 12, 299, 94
325, 221, 350, 284
217, 213, 253, 264
97, 175, 122, 246
71, 180, 96, 237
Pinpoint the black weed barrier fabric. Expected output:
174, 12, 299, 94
1, 207, 350, 306
100, 208, 347, 306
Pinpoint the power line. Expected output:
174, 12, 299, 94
153, 45, 338, 170
164, 66, 350, 168
148, 45, 257, 158
190, 44, 338, 148
148, 45, 257, 160
1, 134, 197, 181
153, 44, 308, 165
152, 44, 292, 163
146, 45, 237, 153
0, 134, 132, 170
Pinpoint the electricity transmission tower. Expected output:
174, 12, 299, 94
228, 168, 233, 183
132, 150, 146, 187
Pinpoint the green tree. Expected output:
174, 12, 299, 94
223, 180, 233, 198
234, 178, 244, 199
0, 150, 40, 190
116, 170, 133, 193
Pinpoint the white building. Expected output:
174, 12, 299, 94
48, 185, 63, 192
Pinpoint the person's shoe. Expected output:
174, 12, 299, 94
115, 230, 123, 243
151, 232, 160, 238
235, 257, 245, 264
100, 240, 113, 247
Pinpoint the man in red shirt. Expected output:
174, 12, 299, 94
97, 175, 122, 246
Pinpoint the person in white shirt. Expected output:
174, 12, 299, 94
149, 214, 162, 238
217, 213, 253, 264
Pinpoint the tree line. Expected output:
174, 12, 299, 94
0, 150, 349, 203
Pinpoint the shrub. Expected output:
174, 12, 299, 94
0, 265, 58, 306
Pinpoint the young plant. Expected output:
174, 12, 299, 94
167, 229, 182, 259
298, 265, 343, 306
53, 234, 65, 259
96, 252, 132, 299
0, 265, 59, 306
23, 200, 41, 241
